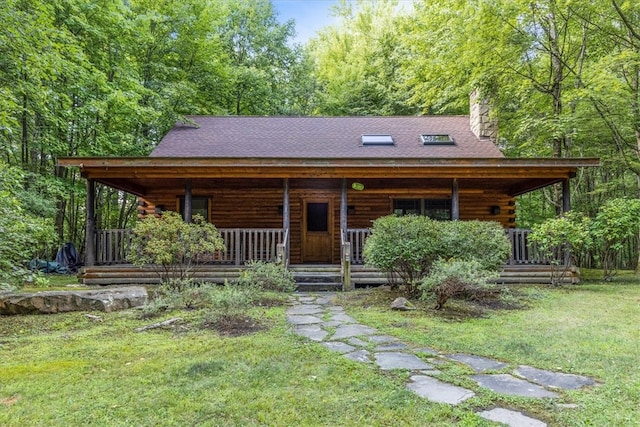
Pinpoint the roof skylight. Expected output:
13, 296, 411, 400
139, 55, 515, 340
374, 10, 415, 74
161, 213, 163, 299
362, 134, 394, 146
421, 134, 455, 145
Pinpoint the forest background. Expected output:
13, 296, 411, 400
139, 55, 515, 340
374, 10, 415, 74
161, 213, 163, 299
1, 0, 639, 273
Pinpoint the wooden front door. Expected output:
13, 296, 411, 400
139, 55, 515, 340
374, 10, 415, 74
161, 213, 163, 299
302, 198, 333, 263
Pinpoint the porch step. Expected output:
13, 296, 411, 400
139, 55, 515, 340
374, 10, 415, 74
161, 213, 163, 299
289, 265, 343, 291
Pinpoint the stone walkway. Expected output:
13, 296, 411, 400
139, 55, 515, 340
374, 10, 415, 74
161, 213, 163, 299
287, 293, 597, 427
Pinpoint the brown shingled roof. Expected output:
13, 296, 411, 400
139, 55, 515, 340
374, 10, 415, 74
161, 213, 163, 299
150, 116, 504, 159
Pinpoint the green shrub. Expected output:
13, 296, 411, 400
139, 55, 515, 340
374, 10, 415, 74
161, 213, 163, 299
420, 259, 499, 309
129, 211, 225, 284
236, 261, 296, 292
364, 216, 510, 296
363, 215, 442, 294
204, 284, 255, 322
440, 220, 511, 271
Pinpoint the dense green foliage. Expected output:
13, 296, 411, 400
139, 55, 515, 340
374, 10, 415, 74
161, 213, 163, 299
363, 215, 443, 293
129, 211, 225, 285
2, 0, 640, 272
0, 162, 57, 289
363, 216, 510, 295
530, 199, 640, 281
529, 212, 593, 285
420, 259, 500, 309
235, 260, 296, 293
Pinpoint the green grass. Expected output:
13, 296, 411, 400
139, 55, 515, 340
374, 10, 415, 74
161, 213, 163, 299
337, 281, 640, 426
1, 278, 639, 426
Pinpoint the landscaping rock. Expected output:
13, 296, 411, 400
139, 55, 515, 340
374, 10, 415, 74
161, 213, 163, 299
0, 287, 147, 315
391, 297, 416, 310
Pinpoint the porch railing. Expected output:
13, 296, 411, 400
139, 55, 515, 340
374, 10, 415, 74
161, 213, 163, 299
96, 229, 133, 265
95, 227, 548, 267
94, 228, 284, 266
345, 227, 549, 266
346, 228, 371, 265
506, 228, 548, 265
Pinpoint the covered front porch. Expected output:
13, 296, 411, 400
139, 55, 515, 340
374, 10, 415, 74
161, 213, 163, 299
78, 226, 573, 287
58, 156, 597, 287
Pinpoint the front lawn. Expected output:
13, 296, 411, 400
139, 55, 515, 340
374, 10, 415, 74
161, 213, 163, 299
1, 278, 639, 426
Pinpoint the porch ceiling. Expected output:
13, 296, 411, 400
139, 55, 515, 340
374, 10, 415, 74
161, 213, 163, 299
58, 156, 599, 198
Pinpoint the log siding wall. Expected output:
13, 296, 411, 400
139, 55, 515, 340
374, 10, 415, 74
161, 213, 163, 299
138, 179, 516, 264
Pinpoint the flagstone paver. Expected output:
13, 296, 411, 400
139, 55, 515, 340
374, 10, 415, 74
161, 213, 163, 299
330, 313, 358, 323
366, 335, 398, 344
347, 337, 369, 347
374, 342, 408, 351
292, 325, 328, 342
477, 408, 547, 427
446, 353, 509, 373
344, 349, 372, 363
471, 374, 559, 398
286, 292, 595, 426
322, 341, 356, 353
286, 315, 324, 325
374, 352, 433, 370
331, 324, 377, 339
515, 365, 596, 390
407, 375, 475, 405
286, 305, 323, 315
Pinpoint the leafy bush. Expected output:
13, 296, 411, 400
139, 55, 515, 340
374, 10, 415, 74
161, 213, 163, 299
204, 284, 255, 322
364, 216, 510, 295
440, 220, 511, 271
129, 211, 225, 284
420, 259, 499, 309
235, 261, 296, 292
363, 215, 442, 294
529, 212, 592, 286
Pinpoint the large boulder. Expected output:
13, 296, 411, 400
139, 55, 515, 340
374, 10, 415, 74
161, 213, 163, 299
0, 286, 148, 315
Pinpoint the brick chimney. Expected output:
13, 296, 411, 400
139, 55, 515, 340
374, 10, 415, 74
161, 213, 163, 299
470, 89, 498, 142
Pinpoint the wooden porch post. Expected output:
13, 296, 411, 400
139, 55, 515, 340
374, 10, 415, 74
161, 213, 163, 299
451, 178, 460, 220
340, 178, 347, 239
283, 178, 290, 264
562, 178, 571, 213
85, 179, 96, 267
562, 178, 572, 266
184, 179, 192, 223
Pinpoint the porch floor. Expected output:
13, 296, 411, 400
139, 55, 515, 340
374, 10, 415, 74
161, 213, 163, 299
76, 264, 578, 287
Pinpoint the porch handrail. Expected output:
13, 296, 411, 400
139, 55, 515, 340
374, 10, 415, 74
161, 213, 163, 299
276, 228, 289, 267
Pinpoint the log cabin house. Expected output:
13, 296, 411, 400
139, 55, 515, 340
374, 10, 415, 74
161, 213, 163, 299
58, 101, 598, 288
